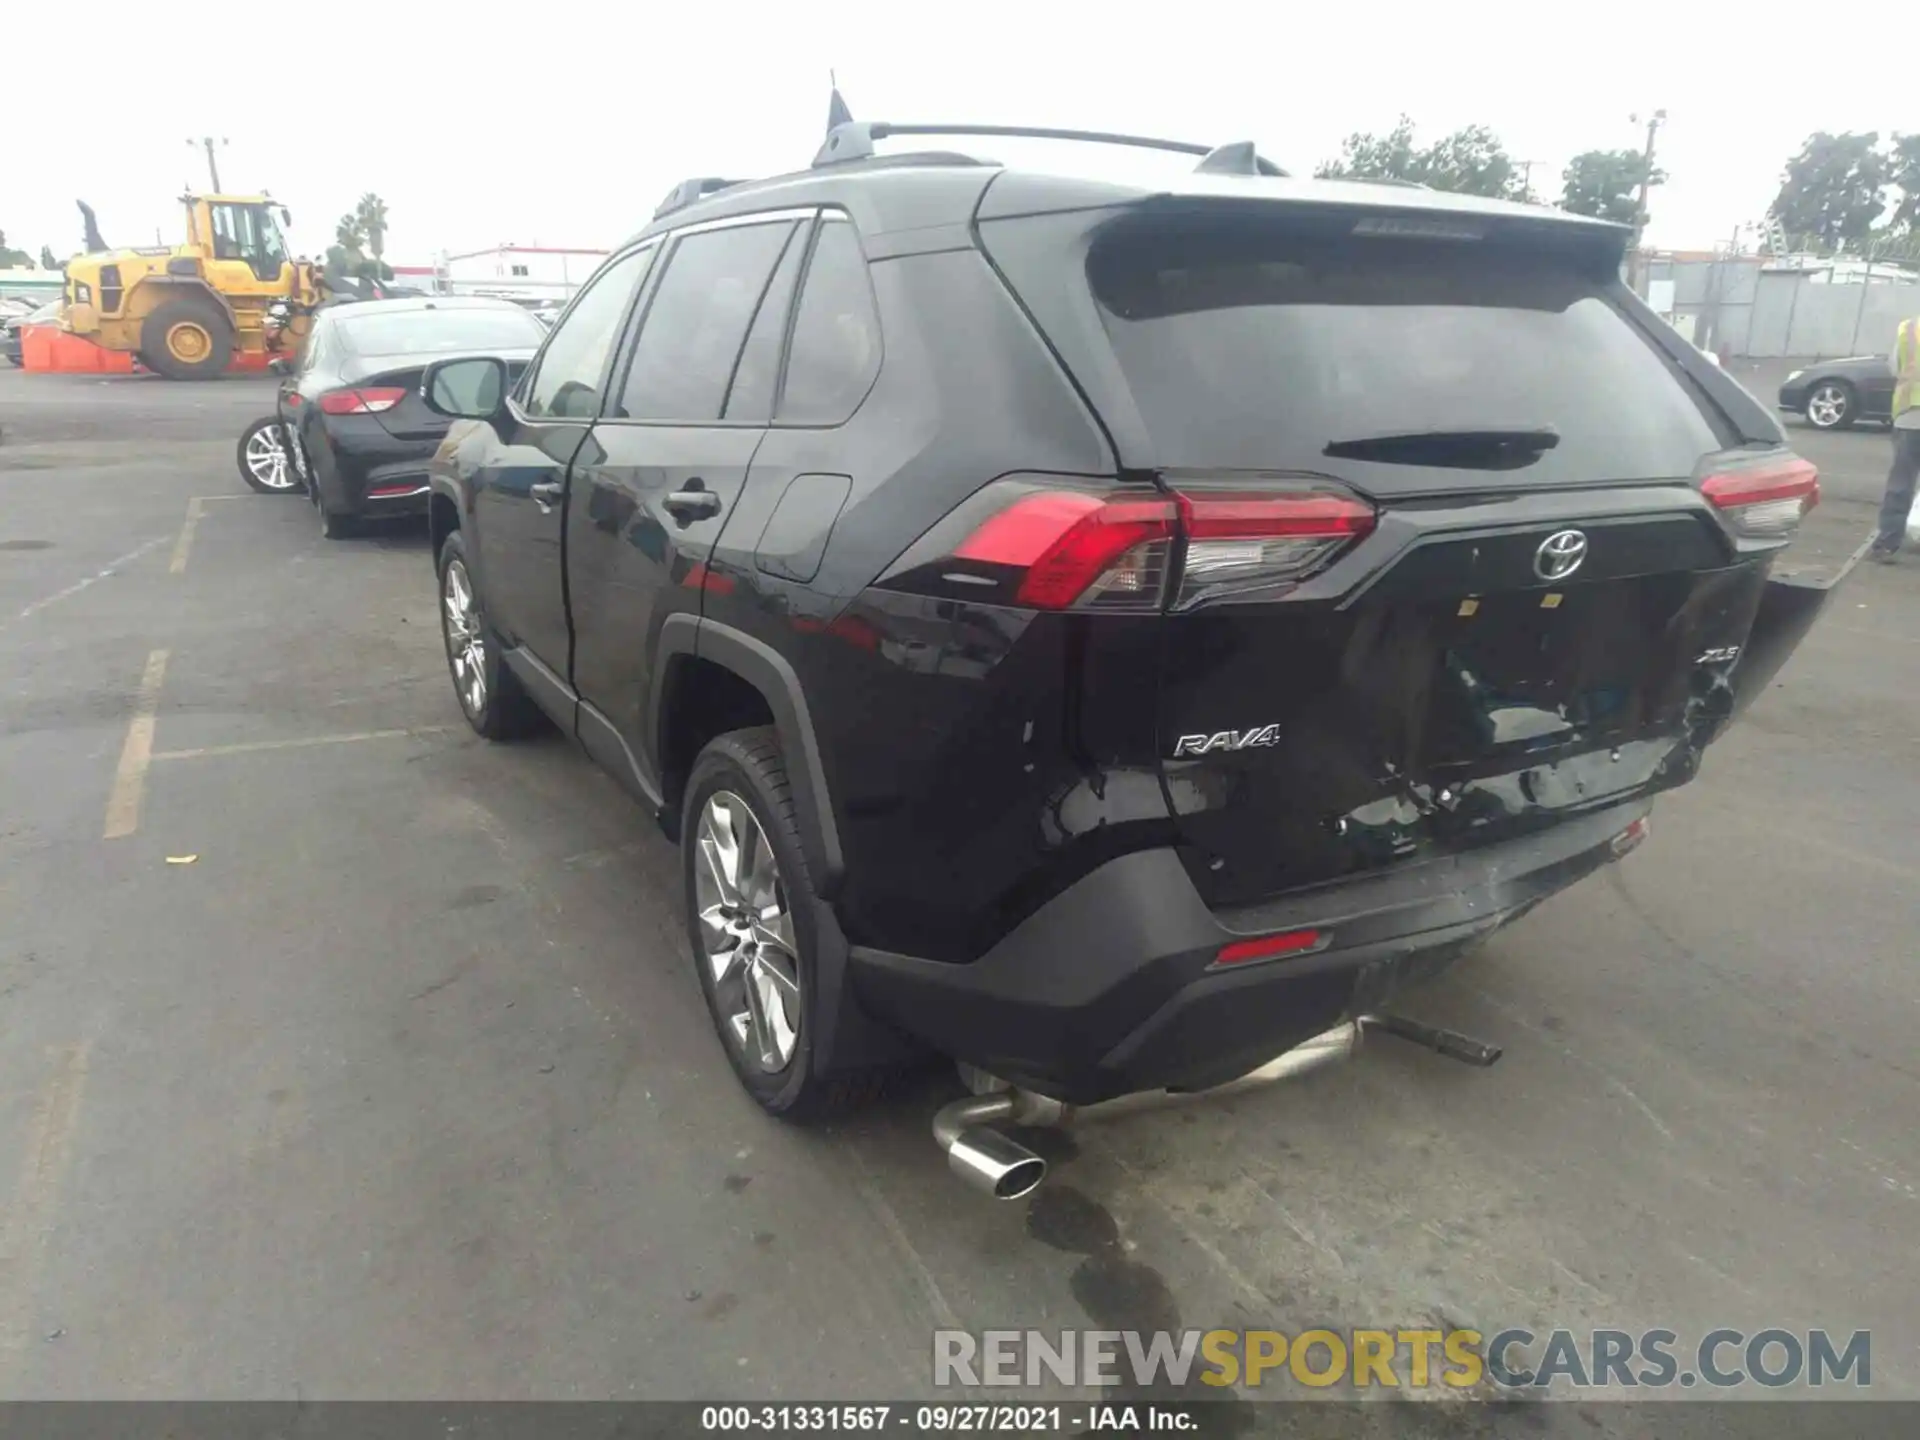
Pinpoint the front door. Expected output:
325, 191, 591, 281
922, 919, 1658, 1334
568, 215, 807, 780
469, 244, 657, 679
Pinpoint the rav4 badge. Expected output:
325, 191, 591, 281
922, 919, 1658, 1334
1172, 724, 1283, 758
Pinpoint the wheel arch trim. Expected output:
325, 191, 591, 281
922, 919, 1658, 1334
656, 614, 846, 898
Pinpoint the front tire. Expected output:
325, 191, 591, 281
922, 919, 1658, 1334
683, 728, 882, 1119
1804, 379, 1856, 430
437, 530, 544, 740
236, 417, 300, 494
140, 297, 234, 380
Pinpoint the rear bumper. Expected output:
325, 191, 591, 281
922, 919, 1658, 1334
848, 799, 1649, 1104
306, 416, 435, 517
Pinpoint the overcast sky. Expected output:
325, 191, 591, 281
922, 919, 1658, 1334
5, 2, 1906, 265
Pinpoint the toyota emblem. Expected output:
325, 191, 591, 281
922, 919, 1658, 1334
1534, 529, 1588, 582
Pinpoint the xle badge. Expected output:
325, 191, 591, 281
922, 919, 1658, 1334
1172, 724, 1282, 758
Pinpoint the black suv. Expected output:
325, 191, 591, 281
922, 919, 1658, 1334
419, 118, 1842, 1135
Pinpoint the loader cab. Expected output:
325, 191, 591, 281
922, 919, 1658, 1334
186, 195, 293, 289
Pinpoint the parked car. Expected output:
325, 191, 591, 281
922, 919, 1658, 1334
277, 296, 547, 537
2, 300, 62, 366
1777, 355, 1895, 430
416, 122, 1842, 1194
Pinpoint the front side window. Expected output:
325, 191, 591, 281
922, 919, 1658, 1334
616, 220, 796, 423
522, 245, 655, 420
777, 219, 883, 425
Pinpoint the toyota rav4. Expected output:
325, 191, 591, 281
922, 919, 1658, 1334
417, 114, 1845, 1179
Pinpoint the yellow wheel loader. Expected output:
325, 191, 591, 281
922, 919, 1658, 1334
63, 194, 329, 379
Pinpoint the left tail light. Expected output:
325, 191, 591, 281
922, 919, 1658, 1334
1700, 453, 1818, 539
879, 476, 1375, 612
318, 386, 407, 416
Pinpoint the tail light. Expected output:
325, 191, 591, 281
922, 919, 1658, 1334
317, 386, 407, 416
882, 476, 1375, 612
1700, 453, 1818, 539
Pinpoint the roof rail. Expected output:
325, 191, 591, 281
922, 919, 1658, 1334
814, 121, 1286, 176
653, 176, 749, 221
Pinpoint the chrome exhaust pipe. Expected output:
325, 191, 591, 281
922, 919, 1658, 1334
931, 1093, 1048, 1200
932, 1023, 1362, 1198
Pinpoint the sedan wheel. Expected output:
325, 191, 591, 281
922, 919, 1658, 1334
1806, 381, 1854, 429
237, 419, 300, 493
693, 791, 802, 1074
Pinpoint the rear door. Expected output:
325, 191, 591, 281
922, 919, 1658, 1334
994, 202, 1824, 909
566, 213, 805, 785
467, 246, 655, 679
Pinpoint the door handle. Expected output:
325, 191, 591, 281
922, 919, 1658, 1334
663, 489, 723, 524
529, 480, 563, 513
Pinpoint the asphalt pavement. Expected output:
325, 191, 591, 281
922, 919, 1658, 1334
1, 368, 1915, 1423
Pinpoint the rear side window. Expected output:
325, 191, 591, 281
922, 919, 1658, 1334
617, 221, 796, 423
1087, 217, 1726, 483
777, 220, 882, 426
722, 226, 807, 423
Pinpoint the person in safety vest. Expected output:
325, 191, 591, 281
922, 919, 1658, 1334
1870, 314, 1920, 561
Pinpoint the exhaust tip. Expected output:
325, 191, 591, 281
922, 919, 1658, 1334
945, 1126, 1048, 1200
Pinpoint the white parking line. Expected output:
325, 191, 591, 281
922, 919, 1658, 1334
8, 535, 170, 628
151, 726, 456, 762
168, 494, 251, 577
102, 649, 169, 840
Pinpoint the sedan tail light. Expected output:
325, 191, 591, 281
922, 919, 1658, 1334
317, 386, 408, 416
1700, 453, 1819, 539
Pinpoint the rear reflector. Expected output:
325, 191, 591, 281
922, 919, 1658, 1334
1700, 454, 1818, 539
1214, 928, 1327, 966
318, 386, 408, 416
1610, 815, 1651, 857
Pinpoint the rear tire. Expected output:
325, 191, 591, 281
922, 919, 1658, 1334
437, 530, 544, 740
682, 728, 887, 1119
1804, 379, 1856, 430
140, 297, 234, 380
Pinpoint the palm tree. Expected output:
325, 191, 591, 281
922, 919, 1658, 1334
354, 194, 389, 263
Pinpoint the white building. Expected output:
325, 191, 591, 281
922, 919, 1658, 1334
438, 245, 609, 300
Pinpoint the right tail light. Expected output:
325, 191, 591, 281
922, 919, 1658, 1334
1699, 453, 1819, 539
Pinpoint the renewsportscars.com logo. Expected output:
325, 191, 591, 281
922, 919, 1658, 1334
933, 1327, 1872, 1392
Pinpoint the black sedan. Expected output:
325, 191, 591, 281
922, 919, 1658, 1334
279, 297, 546, 538
1777, 354, 1895, 431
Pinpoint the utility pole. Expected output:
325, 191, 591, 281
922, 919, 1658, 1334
186, 137, 228, 192
1626, 109, 1667, 289
1516, 159, 1542, 200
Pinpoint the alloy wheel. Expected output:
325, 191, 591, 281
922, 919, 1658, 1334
1807, 383, 1850, 428
442, 558, 488, 719
243, 424, 297, 491
694, 791, 801, 1073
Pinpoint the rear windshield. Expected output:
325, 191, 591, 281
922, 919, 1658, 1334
339, 307, 544, 356
1086, 217, 1726, 483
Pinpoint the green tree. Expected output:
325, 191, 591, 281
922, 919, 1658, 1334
1560, 149, 1664, 226
39, 245, 59, 270
355, 194, 389, 262
1769, 132, 1888, 253
1885, 132, 1920, 236
1317, 115, 1528, 200
0, 230, 31, 267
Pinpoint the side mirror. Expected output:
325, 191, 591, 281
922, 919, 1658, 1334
421, 356, 509, 420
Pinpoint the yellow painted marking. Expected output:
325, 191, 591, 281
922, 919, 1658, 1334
168, 497, 204, 575
103, 650, 168, 839
1540, 592, 1563, 609
0, 1043, 91, 1373
151, 726, 455, 762
1456, 598, 1479, 617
